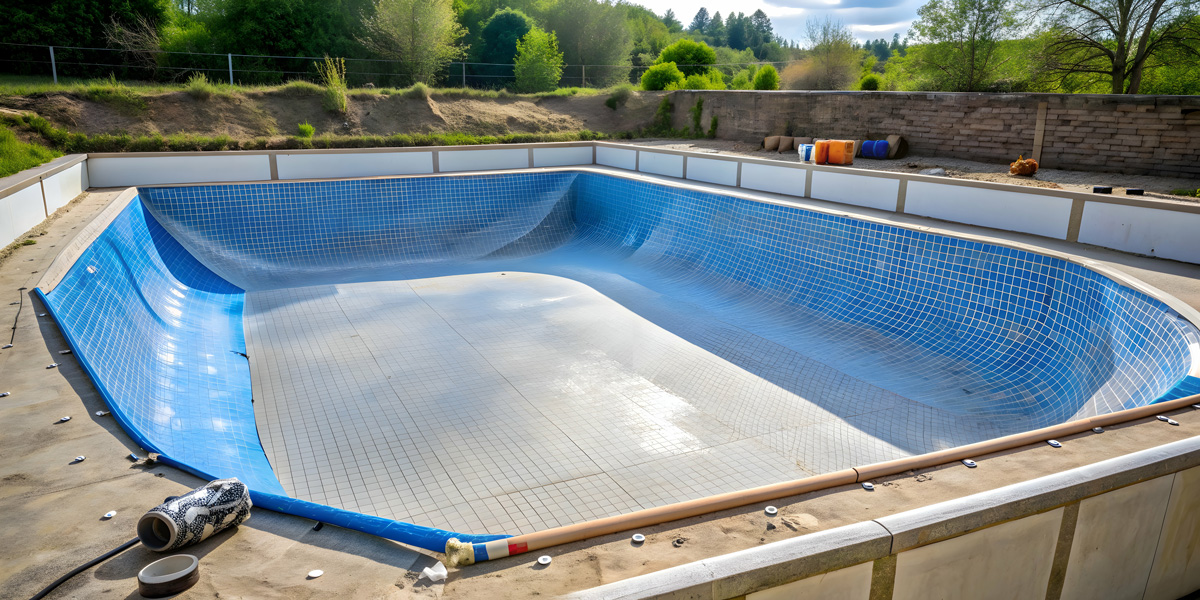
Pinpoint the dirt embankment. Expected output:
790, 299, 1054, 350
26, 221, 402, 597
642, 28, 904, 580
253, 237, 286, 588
0, 90, 662, 140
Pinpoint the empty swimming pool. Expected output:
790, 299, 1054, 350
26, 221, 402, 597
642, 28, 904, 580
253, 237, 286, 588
38, 169, 1200, 556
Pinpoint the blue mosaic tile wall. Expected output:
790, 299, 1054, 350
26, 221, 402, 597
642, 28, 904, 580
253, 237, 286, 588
139, 172, 1199, 427
41, 200, 283, 494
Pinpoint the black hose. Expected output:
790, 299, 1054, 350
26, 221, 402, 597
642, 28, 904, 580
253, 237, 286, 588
28, 538, 140, 600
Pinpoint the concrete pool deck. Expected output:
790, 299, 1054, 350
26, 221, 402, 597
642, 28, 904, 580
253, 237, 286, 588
3, 184, 1200, 598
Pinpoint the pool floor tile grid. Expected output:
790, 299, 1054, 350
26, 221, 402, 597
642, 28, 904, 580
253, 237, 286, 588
247, 272, 1020, 535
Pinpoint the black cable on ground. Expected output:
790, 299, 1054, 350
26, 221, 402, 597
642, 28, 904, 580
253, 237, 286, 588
9, 287, 26, 345
29, 538, 140, 600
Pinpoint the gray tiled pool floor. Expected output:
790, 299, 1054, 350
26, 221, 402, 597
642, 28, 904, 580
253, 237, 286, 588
247, 271, 1015, 536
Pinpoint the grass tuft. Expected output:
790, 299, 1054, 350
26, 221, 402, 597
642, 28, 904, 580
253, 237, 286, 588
605, 84, 634, 110
84, 74, 147, 114
185, 73, 217, 100
0, 128, 62, 177
402, 82, 431, 100
297, 121, 315, 138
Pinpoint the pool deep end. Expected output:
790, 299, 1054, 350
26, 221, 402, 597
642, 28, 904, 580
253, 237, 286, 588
38, 171, 1200, 555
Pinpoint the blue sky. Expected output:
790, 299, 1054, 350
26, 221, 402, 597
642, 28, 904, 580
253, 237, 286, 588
641, 0, 921, 46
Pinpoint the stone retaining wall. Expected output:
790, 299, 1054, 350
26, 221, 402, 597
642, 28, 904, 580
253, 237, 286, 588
669, 91, 1200, 178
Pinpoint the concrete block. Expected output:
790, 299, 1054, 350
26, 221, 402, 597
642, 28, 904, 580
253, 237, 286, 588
892, 508, 1062, 600
1060, 476, 1173, 600
747, 562, 873, 600
1145, 465, 1200, 600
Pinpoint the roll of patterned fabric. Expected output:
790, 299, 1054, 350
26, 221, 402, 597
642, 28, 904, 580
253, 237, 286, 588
137, 478, 252, 552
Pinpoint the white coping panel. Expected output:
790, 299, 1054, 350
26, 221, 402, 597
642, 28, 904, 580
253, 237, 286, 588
1078, 201, 1200, 264
87, 155, 271, 187
746, 561, 873, 600
533, 147, 593, 168
596, 147, 637, 171
1060, 475, 1173, 600
739, 162, 805, 197
685, 156, 738, 187
906, 180, 1073, 240
42, 163, 86, 213
276, 151, 433, 180
0, 184, 45, 246
438, 148, 528, 172
638, 151, 684, 178
892, 507, 1062, 600
810, 171, 900, 211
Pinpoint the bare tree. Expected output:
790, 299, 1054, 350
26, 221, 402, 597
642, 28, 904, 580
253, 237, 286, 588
1032, 0, 1200, 93
104, 15, 163, 76
804, 17, 858, 89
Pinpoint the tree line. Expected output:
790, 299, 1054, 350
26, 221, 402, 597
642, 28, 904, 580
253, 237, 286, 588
0, 0, 1195, 94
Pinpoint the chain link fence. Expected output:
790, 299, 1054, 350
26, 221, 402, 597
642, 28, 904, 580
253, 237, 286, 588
0, 42, 792, 89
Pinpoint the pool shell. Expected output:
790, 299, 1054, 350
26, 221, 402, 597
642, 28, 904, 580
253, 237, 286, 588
36, 168, 1200, 555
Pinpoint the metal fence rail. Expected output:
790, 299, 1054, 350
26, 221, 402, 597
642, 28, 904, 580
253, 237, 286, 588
0, 42, 792, 89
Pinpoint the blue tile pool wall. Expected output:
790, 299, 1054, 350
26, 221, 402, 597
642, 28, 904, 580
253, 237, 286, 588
133, 170, 1196, 427
571, 173, 1198, 424
139, 173, 579, 289
41, 199, 285, 495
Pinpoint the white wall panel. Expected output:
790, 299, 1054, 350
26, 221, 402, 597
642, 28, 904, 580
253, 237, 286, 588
438, 148, 528, 172
276, 151, 433, 180
685, 156, 738, 187
906, 181, 1073, 239
810, 171, 900, 211
0, 184, 45, 247
42, 163, 86, 212
87, 155, 271, 187
637, 151, 684, 178
533, 147, 593, 167
739, 162, 806, 197
1078, 201, 1200, 263
596, 147, 637, 170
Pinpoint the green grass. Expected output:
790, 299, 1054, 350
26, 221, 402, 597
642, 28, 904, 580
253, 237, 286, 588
4, 113, 608, 153
0, 128, 62, 178
1170, 188, 1200, 197
297, 121, 315, 138
83, 75, 147, 114
184, 73, 233, 100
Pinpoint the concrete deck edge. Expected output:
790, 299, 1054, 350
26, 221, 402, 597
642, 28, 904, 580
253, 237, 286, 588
568, 433, 1200, 600
0, 154, 87, 200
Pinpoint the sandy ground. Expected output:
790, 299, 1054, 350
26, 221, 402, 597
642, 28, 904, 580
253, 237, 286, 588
0, 90, 664, 140
638, 139, 1200, 200
2, 187, 1200, 599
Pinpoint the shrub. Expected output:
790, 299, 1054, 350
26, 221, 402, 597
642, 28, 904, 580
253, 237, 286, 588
186, 73, 216, 99
730, 67, 756, 90
753, 65, 780, 90
513, 28, 564, 93
402, 82, 431, 99
297, 122, 315, 138
315, 56, 348, 113
707, 114, 718, 138
280, 80, 323, 96
859, 73, 882, 91
668, 69, 725, 90
641, 96, 685, 137
641, 62, 686, 91
690, 97, 704, 136
655, 39, 717, 77
605, 83, 634, 110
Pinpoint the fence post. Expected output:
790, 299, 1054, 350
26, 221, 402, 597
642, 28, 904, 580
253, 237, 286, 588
228, 53, 233, 85
462, 62, 466, 87
581, 64, 586, 88
49, 46, 57, 84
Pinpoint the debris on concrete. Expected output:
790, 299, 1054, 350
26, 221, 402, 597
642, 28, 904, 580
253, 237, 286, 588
671, 537, 687, 548
46, 363, 59, 369
103, 511, 117, 519
307, 569, 324, 579
919, 168, 947, 176
419, 562, 448, 582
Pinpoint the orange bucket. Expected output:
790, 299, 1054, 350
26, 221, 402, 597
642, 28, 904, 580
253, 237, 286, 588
828, 140, 855, 165
814, 140, 830, 165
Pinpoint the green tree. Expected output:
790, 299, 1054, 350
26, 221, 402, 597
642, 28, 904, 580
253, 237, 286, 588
689, 8, 710, 31
804, 17, 858, 89
479, 8, 535, 65
544, 0, 633, 87
1032, 0, 1200, 93
656, 39, 718, 76
641, 61, 686, 89
196, 0, 372, 58
753, 63, 780, 89
661, 9, 683, 33
624, 3, 673, 66
707, 11, 727, 41
360, 0, 466, 84
513, 27, 564, 92
907, 0, 1017, 91
669, 69, 726, 89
